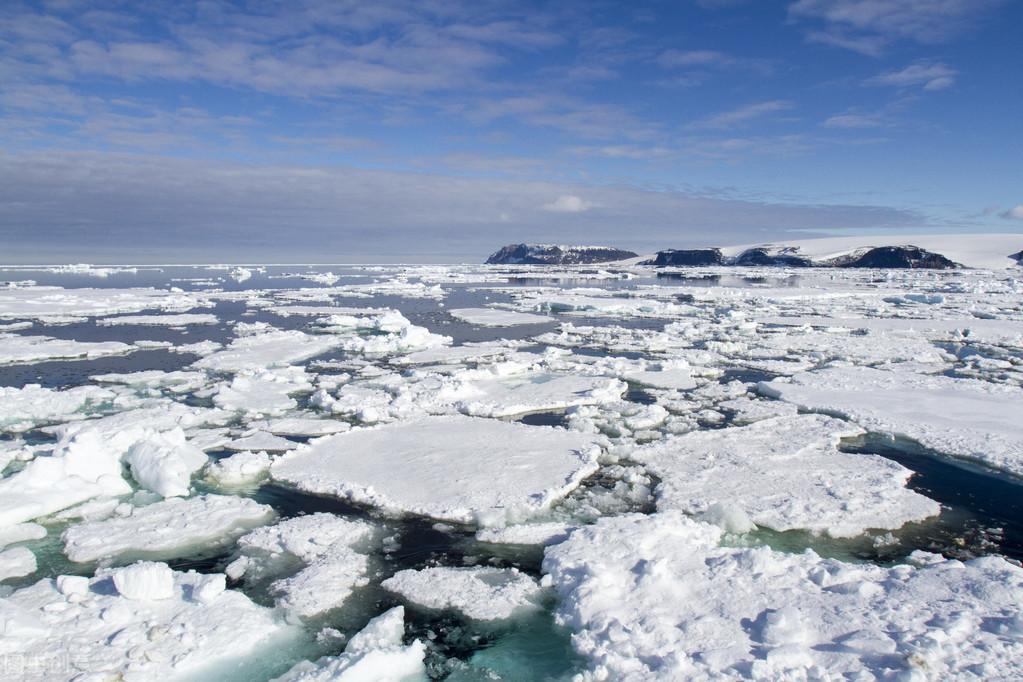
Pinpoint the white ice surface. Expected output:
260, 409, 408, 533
61, 494, 275, 563
0, 333, 134, 365
272, 416, 603, 526
205, 450, 273, 485
760, 366, 1023, 476
0, 286, 208, 322
229, 513, 377, 620
0, 562, 295, 681
271, 606, 426, 682
123, 427, 209, 498
97, 313, 218, 326
382, 566, 542, 621
0, 384, 115, 432
194, 329, 342, 373
632, 414, 940, 537
448, 307, 554, 326
544, 511, 1023, 680
0, 546, 36, 582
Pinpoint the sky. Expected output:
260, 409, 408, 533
1, 0, 1021, 263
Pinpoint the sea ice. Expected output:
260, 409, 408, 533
97, 313, 218, 326
271, 606, 426, 681
0, 333, 135, 365
123, 427, 209, 498
228, 513, 378, 620
61, 494, 275, 563
448, 307, 554, 326
0, 546, 36, 582
382, 566, 542, 621
194, 328, 343, 373
0, 285, 207, 323
0, 562, 294, 681
272, 416, 604, 526
205, 450, 273, 486
544, 511, 1023, 680
761, 366, 1023, 476
632, 414, 940, 536
0, 384, 115, 432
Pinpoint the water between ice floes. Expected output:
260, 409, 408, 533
2, 264, 1021, 681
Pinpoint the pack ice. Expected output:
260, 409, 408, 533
271, 416, 604, 526
544, 512, 1023, 680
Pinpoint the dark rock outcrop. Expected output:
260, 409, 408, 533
732, 248, 812, 267
837, 246, 959, 269
643, 248, 723, 266
485, 243, 637, 265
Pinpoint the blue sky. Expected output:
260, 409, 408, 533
1, 0, 1021, 262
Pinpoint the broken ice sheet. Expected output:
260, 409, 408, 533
633, 414, 940, 537
271, 415, 604, 526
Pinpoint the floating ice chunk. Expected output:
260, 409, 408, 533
230, 266, 253, 282
272, 416, 603, 526
61, 494, 275, 563
92, 369, 209, 393
0, 523, 46, 549
383, 566, 542, 621
0, 383, 114, 432
633, 414, 939, 536
0, 547, 36, 582
111, 561, 175, 600
758, 315, 1023, 346
225, 432, 299, 453
0, 430, 132, 528
543, 512, 1023, 680
213, 367, 312, 416
0, 563, 294, 681
260, 417, 351, 437
194, 329, 343, 373
123, 428, 208, 498
271, 606, 426, 681
97, 313, 218, 326
623, 367, 696, 391
0, 333, 135, 365
229, 514, 378, 620
760, 366, 1023, 476
717, 396, 798, 425
205, 450, 273, 485
331, 311, 451, 356
453, 373, 627, 418
476, 522, 576, 547
395, 343, 510, 366
448, 308, 554, 326
0, 285, 207, 323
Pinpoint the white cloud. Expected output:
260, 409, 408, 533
543, 195, 593, 213
789, 0, 1003, 54
0, 151, 931, 262
1001, 205, 1023, 220
866, 61, 957, 90
688, 100, 793, 130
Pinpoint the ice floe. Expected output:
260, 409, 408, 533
448, 307, 554, 326
0, 333, 135, 365
382, 566, 542, 621
61, 494, 275, 564
632, 414, 940, 536
272, 416, 604, 526
544, 511, 1023, 680
97, 313, 218, 326
0, 561, 295, 681
761, 366, 1023, 476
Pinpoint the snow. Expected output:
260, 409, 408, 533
0, 333, 135, 364
61, 494, 275, 563
97, 313, 218, 326
448, 307, 554, 326
0, 546, 36, 582
123, 427, 208, 498
0, 285, 208, 323
718, 233, 1023, 270
228, 514, 378, 620
225, 431, 299, 453
632, 414, 940, 537
476, 522, 576, 546
212, 368, 312, 416
0, 383, 115, 432
272, 416, 604, 526
194, 329, 342, 373
451, 373, 627, 418
260, 416, 351, 437
544, 511, 1023, 680
271, 607, 426, 682
205, 450, 273, 485
760, 366, 1023, 476
0, 562, 295, 681
382, 566, 542, 621
394, 343, 511, 365
623, 367, 696, 391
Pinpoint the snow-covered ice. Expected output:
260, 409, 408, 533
0, 561, 296, 681
544, 511, 1023, 680
761, 366, 1023, 476
61, 494, 275, 563
0, 333, 135, 364
382, 566, 542, 621
272, 416, 604, 526
448, 307, 554, 326
271, 607, 425, 681
632, 414, 940, 536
